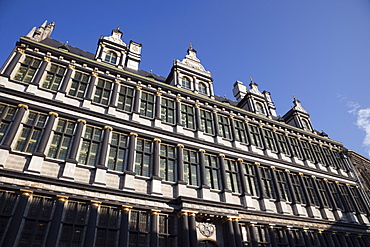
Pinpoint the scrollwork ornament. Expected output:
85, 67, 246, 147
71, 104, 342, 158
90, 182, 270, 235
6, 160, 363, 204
197, 222, 215, 238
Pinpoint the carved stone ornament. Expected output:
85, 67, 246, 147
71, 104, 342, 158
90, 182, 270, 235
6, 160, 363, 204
197, 222, 215, 237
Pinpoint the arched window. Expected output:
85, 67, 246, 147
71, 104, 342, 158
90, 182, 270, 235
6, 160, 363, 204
104, 51, 117, 64
256, 102, 265, 114
301, 119, 310, 130
181, 77, 191, 89
199, 82, 207, 94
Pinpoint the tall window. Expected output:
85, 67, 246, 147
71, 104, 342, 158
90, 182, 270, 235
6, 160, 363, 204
276, 133, 290, 155
161, 98, 175, 124
255, 102, 265, 114
248, 124, 263, 148
13, 55, 41, 83
48, 119, 76, 160
204, 154, 220, 190
128, 210, 150, 247
135, 138, 152, 177
328, 182, 342, 209
312, 143, 325, 164
160, 143, 176, 182
303, 177, 319, 206
108, 132, 128, 171
93, 78, 113, 105
332, 150, 346, 170
262, 129, 277, 152
181, 104, 195, 129
260, 167, 275, 199
198, 82, 207, 94
140, 92, 155, 118
15, 111, 47, 153
290, 174, 306, 204
300, 140, 314, 162
218, 115, 231, 139
78, 126, 103, 166
104, 51, 117, 64
158, 215, 177, 247
17, 196, 54, 246
288, 137, 303, 159
254, 225, 271, 247
224, 159, 240, 193
0, 192, 18, 243
0, 103, 17, 143
95, 206, 120, 247
117, 85, 134, 112
316, 180, 330, 208
242, 163, 259, 196
200, 109, 214, 135
181, 77, 191, 89
322, 147, 335, 168
276, 170, 290, 201
58, 201, 89, 247
42, 64, 66, 91
68, 71, 90, 99
183, 149, 198, 186
234, 119, 247, 143
350, 187, 366, 213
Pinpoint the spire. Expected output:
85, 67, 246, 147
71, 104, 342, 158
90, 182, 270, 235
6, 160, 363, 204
25, 21, 55, 42
291, 96, 307, 113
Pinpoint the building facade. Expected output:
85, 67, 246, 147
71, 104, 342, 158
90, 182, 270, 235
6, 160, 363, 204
0, 21, 369, 247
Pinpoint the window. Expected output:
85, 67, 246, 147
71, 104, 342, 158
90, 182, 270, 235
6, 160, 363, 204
135, 138, 152, 177
158, 215, 177, 247
248, 124, 263, 148
95, 206, 120, 247
290, 174, 306, 204
181, 104, 195, 129
200, 109, 214, 135
276, 133, 290, 155
181, 77, 191, 89
58, 201, 89, 247
218, 115, 231, 139
300, 140, 314, 162
273, 228, 289, 247
42, 64, 66, 91
224, 159, 240, 193
290, 229, 305, 247
15, 111, 47, 153
68, 71, 90, 99
117, 85, 134, 112
13, 55, 41, 83
104, 51, 117, 64
242, 163, 259, 196
301, 119, 310, 130
332, 150, 346, 170
234, 119, 247, 143
322, 147, 335, 168
316, 180, 330, 208
0, 192, 18, 243
260, 167, 276, 199
0, 104, 17, 143
78, 126, 103, 166
183, 149, 198, 186
288, 137, 303, 159
328, 182, 342, 209
350, 187, 366, 213
263, 129, 277, 152
240, 224, 251, 245
17, 196, 54, 246
198, 82, 207, 94
160, 143, 176, 182
139, 92, 155, 118
48, 119, 76, 160
255, 102, 265, 114
276, 170, 290, 202
254, 225, 271, 247
204, 154, 220, 190
312, 143, 325, 164
108, 132, 128, 171
93, 78, 113, 105
161, 98, 175, 124
303, 177, 319, 206
128, 210, 150, 247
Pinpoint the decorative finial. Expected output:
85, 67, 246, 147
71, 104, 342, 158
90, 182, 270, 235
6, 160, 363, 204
250, 77, 253, 81
150, 69, 153, 73
292, 94, 296, 100
117, 26, 120, 30
190, 42, 193, 48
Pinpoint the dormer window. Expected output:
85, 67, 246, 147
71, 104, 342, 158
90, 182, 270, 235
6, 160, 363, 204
256, 102, 265, 114
302, 119, 310, 130
181, 77, 191, 89
104, 51, 117, 64
199, 82, 207, 95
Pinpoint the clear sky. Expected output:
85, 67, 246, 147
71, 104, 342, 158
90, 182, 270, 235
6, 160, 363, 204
1, 0, 370, 158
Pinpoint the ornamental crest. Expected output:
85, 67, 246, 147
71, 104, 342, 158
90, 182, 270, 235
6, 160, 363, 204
197, 222, 215, 237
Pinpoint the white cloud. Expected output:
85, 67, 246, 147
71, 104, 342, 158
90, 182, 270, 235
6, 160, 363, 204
347, 101, 361, 114
357, 108, 370, 156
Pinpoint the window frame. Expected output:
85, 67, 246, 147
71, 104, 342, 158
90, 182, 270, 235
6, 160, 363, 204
41, 63, 66, 91
93, 78, 113, 106
47, 118, 76, 160
134, 138, 153, 177
107, 131, 128, 171
78, 125, 103, 166
13, 55, 42, 83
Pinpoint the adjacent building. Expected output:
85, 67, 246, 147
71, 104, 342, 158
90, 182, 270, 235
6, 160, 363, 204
0, 21, 369, 247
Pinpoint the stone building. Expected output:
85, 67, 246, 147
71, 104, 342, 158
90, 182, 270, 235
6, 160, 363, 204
0, 21, 369, 246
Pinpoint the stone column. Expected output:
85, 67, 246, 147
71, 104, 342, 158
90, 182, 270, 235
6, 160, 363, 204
212, 110, 220, 136
225, 217, 236, 247
150, 138, 162, 196
150, 209, 160, 247
133, 86, 142, 114
123, 133, 138, 191
118, 206, 132, 246
232, 218, 243, 247
267, 224, 278, 247
59, 64, 74, 93
85, 71, 98, 100
301, 229, 312, 247
2, 48, 24, 77
93, 126, 112, 186
243, 120, 252, 146
188, 211, 198, 247
249, 223, 258, 247
154, 92, 162, 120
31, 57, 49, 86
285, 227, 295, 247
2, 189, 32, 246
45, 196, 68, 247
175, 98, 182, 132
178, 210, 190, 247
198, 149, 208, 188
84, 201, 101, 246
109, 79, 120, 107
229, 116, 237, 141
194, 104, 201, 131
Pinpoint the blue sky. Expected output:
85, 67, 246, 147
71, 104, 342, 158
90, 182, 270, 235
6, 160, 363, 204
1, 0, 370, 158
